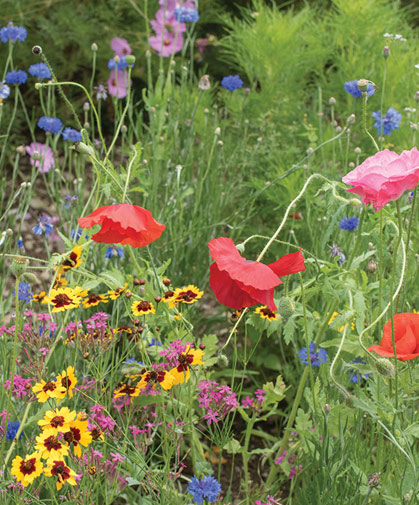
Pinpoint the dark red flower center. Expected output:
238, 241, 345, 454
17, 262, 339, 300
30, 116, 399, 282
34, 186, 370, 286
63, 427, 80, 445
44, 435, 62, 451
145, 370, 165, 384
62, 251, 78, 269
52, 294, 73, 308
50, 415, 65, 428
51, 460, 70, 481
136, 301, 152, 312
90, 427, 102, 440
61, 376, 72, 389
86, 294, 102, 304
43, 381, 57, 393
163, 290, 174, 300
260, 307, 276, 318
176, 290, 197, 302
20, 458, 37, 475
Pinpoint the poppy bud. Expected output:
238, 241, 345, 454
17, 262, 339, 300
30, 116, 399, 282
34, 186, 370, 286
163, 278, 171, 286
74, 142, 95, 156
217, 353, 229, 366
277, 297, 295, 322
198, 74, 210, 91
125, 55, 136, 66
323, 404, 331, 414
11, 257, 29, 278
357, 79, 369, 93
374, 358, 395, 377
414, 91, 419, 102
349, 198, 362, 207
354, 147, 361, 154
23, 272, 37, 283
346, 114, 356, 125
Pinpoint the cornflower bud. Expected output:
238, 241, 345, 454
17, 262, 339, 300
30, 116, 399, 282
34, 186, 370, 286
91, 43, 98, 52
382, 45, 390, 58
346, 114, 356, 125
329, 97, 336, 105
198, 74, 210, 91
357, 79, 369, 93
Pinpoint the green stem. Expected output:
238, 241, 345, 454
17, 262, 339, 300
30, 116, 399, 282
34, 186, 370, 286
346, 206, 366, 267
378, 210, 384, 315
361, 91, 379, 152
379, 58, 388, 150
242, 412, 257, 504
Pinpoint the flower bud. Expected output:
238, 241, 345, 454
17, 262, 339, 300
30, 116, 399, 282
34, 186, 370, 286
235, 243, 245, 254
277, 297, 295, 322
214, 127, 221, 136
83, 102, 90, 111
154, 296, 162, 303
357, 79, 369, 92
346, 114, 356, 125
375, 358, 395, 377
162, 278, 171, 287
16, 145, 26, 155
124, 291, 132, 299
91, 43, 98, 52
198, 74, 210, 91
74, 142, 94, 157
323, 404, 331, 414
114, 55, 120, 64
23, 272, 37, 283
382, 45, 390, 58
217, 353, 229, 367
366, 260, 377, 274
125, 55, 135, 67
328, 97, 336, 105
121, 124, 128, 133
367, 473, 381, 488
32, 45, 42, 55
11, 257, 29, 277
32, 151, 41, 161
354, 147, 361, 154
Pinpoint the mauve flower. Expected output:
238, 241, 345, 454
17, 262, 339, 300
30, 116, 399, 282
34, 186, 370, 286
107, 69, 131, 99
110, 37, 131, 57
25, 142, 55, 173
208, 237, 305, 311
342, 148, 419, 212
78, 204, 165, 247
368, 313, 419, 361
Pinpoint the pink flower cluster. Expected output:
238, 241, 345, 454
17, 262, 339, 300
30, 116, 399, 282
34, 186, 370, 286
108, 37, 132, 98
197, 380, 239, 425
149, 0, 195, 57
255, 497, 281, 505
3, 374, 33, 399
89, 404, 116, 432
241, 389, 266, 409
274, 450, 302, 479
81, 447, 128, 488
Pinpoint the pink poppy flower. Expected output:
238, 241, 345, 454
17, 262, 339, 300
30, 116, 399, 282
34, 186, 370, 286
107, 69, 131, 99
25, 142, 55, 173
110, 37, 131, 57
342, 147, 419, 212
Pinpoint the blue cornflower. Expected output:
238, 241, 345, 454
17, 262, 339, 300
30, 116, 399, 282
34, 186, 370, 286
14, 281, 33, 304
221, 75, 243, 91
124, 358, 145, 365
0, 23, 27, 43
5, 70, 27, 85
346, 357, 371, 383
62, 127, 82, 142
28, 62, 51, 79
17, 239, 24, 250
339, 216, 359, 231
107, 57, 128, 70
329, 244, 346, 265
372, 107, 401, 135
94, 84, 107, 101
6, 421, 23, 441
188, 475, 222, 505
147, 337, 162, 347
0, 82, 10, 100
70, 228, 84, 241
344, 80, 375, 98
174, 7, 200, 22
105, 245, 124, 259
64, 194, 78, 209
32, 216, 54, 237
38, 116, 63, 134
298, 342, 328, 367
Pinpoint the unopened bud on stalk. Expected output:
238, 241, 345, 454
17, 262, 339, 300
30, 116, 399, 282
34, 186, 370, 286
83, 102, 90, 111
6, 229, 12, 236
125, 55, 136, 66
346, 114, 356, 125
114, 55, 120, 64
306, 147, 314, 155
35, 83, 42, 90
323, 404, 331, 414
348, 162, 355, 168
91, 43, 98, 52
328, 97, 336, 105
11, 257, 29, 277
23, 272, 37, 283
32, 45, 42, 55
382, 45, 390, 58
16, 145, 26, 155
214, 127, 221, 136
357, 79, 369, 93
354, 147, 361, 154
198, 74, 210, 91
217, 140, 223, 147
235, 243, 245, 254
367, 473, 381, 488
277, 297, 295, 322
217, 353, 229, 367
366, 260, 377, 274
121, 124, 128, 133
375, 357, 395, 377
74, 142, 95, 156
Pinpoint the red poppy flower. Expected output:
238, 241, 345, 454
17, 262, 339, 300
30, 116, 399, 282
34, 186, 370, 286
208, 237, 305, 311
368, 313, 419, 361
78, 204, 165, 247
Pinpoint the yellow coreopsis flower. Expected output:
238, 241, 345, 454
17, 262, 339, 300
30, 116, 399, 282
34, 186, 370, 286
170, 346, 204, 385
62, 419, 92, 458
131, 300, 155, 316
34, 429, 70, 461
58, 245, 82, 275
42, 286, 86, 313
11, 453, 44, 487
82, 293, 108, 308
44, 459, 77, 490
137, 369, 175, 391
38, 407, 76, 432
166, 285, 203, 309
255, 305, 278, 322
32, 379, 66, 403
56, 366, 77, 399
113, 382, 141, 399
108, 283, 128, 300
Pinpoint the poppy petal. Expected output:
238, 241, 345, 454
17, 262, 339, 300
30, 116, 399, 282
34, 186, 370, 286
268, 250, 305, 278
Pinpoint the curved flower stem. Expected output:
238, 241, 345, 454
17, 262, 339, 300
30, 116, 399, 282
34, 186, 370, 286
378, 210, 384, 315
388, 200, 403, 409
329, 290, 353, 399
346, 205, 366, 267
379, 58, 388, 150
122, 144, 139, 203
358, 221, 406, 357
362, 91, 379, 152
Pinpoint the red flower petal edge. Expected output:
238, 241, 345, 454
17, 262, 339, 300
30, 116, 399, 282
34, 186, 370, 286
78, 204, 165, 248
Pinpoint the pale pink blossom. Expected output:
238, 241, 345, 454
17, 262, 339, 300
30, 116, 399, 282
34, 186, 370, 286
107, 69, 131, 99
342, 147, 419, 211
110, 37, 131, 57
25, 142, 55, 173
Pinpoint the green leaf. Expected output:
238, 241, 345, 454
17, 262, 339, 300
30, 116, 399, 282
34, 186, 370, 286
283, 315, 298, 345
224, 438, 242, 454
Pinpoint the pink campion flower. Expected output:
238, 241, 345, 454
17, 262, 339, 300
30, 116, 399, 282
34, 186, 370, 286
241, 396, 254, 408
25, 142, 55, 173
108, 69, 131, 99
110, 37, 131, 57
342, 147, 419, 212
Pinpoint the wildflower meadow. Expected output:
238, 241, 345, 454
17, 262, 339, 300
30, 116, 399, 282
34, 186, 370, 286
1, 0, 419, 504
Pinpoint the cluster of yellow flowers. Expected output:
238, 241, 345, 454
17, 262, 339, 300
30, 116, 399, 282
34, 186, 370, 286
12, 368, 97, 490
